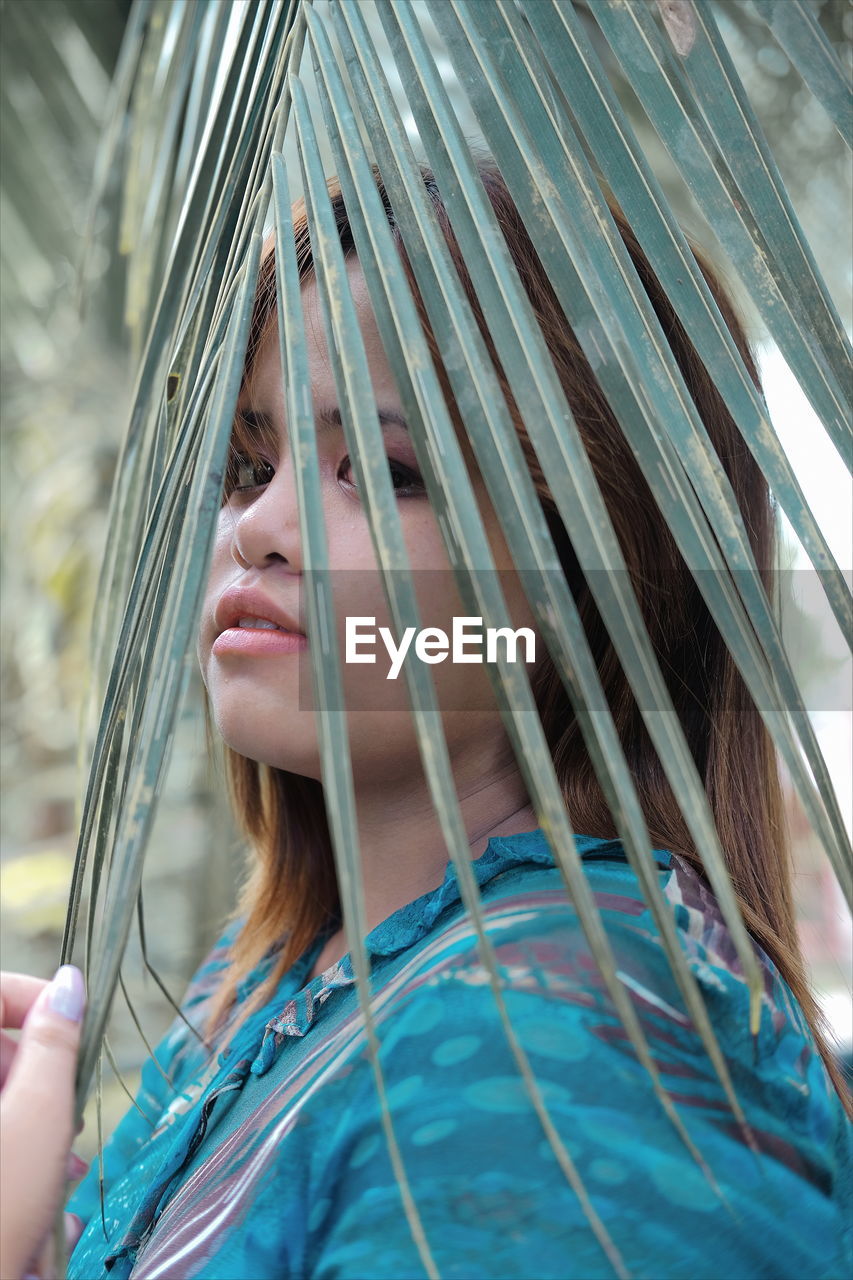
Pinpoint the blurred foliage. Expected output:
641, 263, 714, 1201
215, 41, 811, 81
0, 0, 239, 1149
0, 0, 850, 1150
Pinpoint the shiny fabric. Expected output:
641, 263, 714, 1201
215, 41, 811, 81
68, 829, 852, 1279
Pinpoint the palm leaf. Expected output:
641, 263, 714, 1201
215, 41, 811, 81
593, 0, 851, 459
750, 0, 853, 147
515, 0, 851, 643
417, 0, 851, 904
323, 0, 759, 1149
57, 1, 851, 1275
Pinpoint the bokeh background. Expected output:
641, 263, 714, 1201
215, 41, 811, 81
1, 0, 851, 1158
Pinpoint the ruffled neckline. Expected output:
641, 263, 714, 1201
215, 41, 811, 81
248, 828, 666, 1074
365, 826, 621, 957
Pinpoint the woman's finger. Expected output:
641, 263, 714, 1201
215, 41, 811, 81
0, 966, 86, 1280
0, 973, 48, 1031
25, 1208, 86, 1280
0, 1028, 18, 1089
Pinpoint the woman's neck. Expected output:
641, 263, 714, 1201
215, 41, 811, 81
307, 762, 536, 980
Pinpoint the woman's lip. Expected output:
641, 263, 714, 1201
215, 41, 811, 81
212, 627, 309, 656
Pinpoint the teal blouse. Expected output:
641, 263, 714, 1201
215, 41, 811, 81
67, 829, 852, 1278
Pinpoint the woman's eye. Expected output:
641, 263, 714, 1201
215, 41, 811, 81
339, 456, 425, 498
227, 453, 275, 494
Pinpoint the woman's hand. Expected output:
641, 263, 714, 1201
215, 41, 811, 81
0, 968, 88, 1280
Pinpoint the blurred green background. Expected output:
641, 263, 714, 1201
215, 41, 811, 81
1, 0, 851, 1156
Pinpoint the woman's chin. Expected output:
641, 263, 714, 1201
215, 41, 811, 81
211, 713, 318, 774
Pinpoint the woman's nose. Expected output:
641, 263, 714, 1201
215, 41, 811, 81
229, 458, 303, 571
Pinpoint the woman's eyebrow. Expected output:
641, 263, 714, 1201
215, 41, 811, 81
236, 404, 410, 438
237, 409, 275, 434
315, 405, 409, 434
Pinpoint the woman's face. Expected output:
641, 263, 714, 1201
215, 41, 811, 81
197, 256, 541, 786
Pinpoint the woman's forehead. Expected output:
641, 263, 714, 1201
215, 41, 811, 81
245, 255, 482, 473
243, 259, 398, 409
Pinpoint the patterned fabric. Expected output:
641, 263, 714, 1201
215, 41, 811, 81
67, 829, 852, 1279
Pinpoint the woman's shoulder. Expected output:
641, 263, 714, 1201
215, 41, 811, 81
424, 828, 828, 1066
177, 915, 244, 1012
382, 829, 849, 1181
131, 917, 246, 1093
299, 833, 850, 1279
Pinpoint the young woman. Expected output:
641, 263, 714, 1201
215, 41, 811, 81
8, 161, 850, 1279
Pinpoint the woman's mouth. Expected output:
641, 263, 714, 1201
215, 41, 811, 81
237, 616, 290, 631
212, 616, 309, 656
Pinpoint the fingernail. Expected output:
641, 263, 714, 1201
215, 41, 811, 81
48, 964, 86, 1022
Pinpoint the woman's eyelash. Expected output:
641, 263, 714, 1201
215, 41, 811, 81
226, 453, 275, 494
224, 450, 425, 498
339, 455, 425, 497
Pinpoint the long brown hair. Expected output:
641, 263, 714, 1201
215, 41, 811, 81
204, 161, 850, 1113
